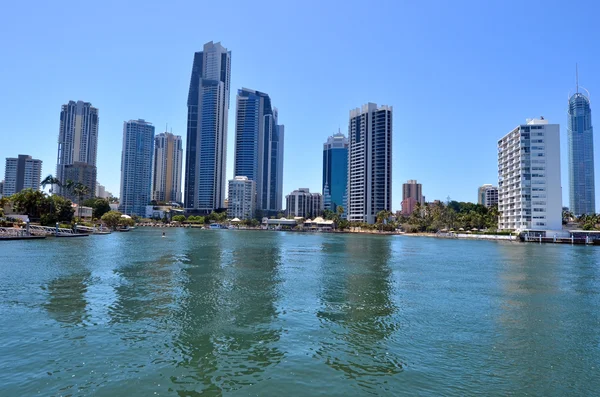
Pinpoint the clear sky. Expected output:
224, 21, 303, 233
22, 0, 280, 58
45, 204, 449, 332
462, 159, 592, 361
1, 0, 599, 210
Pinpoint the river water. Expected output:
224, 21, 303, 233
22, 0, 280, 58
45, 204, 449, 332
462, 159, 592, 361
1, 229, 599, 396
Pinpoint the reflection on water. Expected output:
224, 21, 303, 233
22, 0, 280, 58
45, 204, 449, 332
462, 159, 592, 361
316, 235, 403, 394
44, 271, 91, 325
171, 231, 284, 395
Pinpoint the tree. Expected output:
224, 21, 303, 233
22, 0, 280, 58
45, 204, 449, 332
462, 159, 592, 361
72, 183, 90, 219
10, 189, 48, 220
83, 198, 111, 219
41, 174, 62, 194
101, 211, 123, 230
172, 215, 186, 223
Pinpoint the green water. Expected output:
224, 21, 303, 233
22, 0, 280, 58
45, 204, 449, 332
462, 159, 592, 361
1, 229, 599, 396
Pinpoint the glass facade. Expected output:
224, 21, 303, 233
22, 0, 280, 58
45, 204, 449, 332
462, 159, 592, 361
234, 88, 284, 213
322, 132, 348, 216
568, 91, 595, 216
119, 120, 155, 217
184, 42, 231, 212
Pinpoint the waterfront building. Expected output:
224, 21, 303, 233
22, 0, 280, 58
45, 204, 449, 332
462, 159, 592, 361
285, 188, 322, 218
56, 100, 99, 197
3, 155, 42, 196
145, 204, 183, 220
153, 132, 183, 203
498, 118, 562, 231
401, 180, 424, 215
62, 162, 96, 201
234, 88, 284, 216
567, 75, 595, 216
477, 184, 499, 208
347, 103, 393, 224
323, 132, 348, 216
184, 41, 231, 213
119, 120, 155, 217
227, 176, 256, 220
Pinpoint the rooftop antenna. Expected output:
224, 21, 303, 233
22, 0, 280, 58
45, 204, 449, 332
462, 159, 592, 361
576, 63, 579, 94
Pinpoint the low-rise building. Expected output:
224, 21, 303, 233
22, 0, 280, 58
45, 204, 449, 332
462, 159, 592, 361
72, 204, 93, 221
285, 188, 322, 218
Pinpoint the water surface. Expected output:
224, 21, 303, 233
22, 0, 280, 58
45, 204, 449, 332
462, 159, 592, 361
1, 229, 599, 396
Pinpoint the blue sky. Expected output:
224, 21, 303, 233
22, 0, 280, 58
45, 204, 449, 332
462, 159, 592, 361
1, 0, 599, 210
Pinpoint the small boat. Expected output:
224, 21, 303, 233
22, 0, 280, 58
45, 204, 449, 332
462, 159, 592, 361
117, 226, 131, 232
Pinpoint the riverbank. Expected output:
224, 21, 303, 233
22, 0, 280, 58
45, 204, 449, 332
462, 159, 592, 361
400, 232, 517, 241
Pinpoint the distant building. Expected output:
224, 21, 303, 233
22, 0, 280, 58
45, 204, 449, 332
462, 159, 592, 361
56, 100, 98, 197
62, 162, 96, 202
0, 180, 4, 198
3, 155, 42, 196
478, 184, 499, 208
323, 132, 348, 216
119, 120, 155, 217
153, 132, 183, 203
401, 197, 418, 216
347, 103, 392, 224
498, 118, 562, 230
285, 188, 322, 218
95, 183, 112, 199
145, 204, 183, 220
567, 74, 595, 216
227, 176, 256, 220
184, 41, 231, 213
234, 88, 284, 216
401, 180, 424, 215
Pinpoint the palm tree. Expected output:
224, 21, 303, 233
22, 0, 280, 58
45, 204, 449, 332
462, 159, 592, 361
41, 174, 62, 195
72, 183, 90, 220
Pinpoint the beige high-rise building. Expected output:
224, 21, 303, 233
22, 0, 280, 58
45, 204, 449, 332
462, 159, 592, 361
152, 132, 183, 203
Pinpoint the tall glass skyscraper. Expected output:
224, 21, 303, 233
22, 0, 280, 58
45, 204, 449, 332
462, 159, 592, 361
322, 132, 348, 216
184, 41, 231, 213
119, 120, 155, 217
233, 88, 284, 215
568, 81, 595, 216
56, 100, 99, 197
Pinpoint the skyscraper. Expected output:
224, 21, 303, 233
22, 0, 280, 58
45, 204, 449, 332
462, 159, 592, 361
567, 72, 595, 216
498, 118, 562, 230
184, 41, 231, 213
3, 155, 42, 196
322, 132, 348, 216
347, 103, 393, 224
119, 120, 155, 216
153, 132, 183, 203
234, 88, 284, 215
56, 100, 99, 196
62, 162, 97, 201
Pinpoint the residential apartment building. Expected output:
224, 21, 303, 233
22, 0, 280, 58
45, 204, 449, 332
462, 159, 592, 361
567, 79, 595, 216
498, 118, 562, 231
3, 155, 42, 196
95, 183, 112, 199
347, 103, 392, 224
234, 88, 284, 215
227, 176, 256, 220
401, 179, 424, 215
62, 162, 96, 201
323, 132, 348, 216
153, 132, 183, 203
56, 100, 99, 197
478, 184, 499, 208
184, 41, 231, 213
285, 188, 322, 218
119, 120, 155, 217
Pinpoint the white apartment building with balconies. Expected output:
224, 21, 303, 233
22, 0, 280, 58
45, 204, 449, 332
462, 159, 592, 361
497, 118, 562, 231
